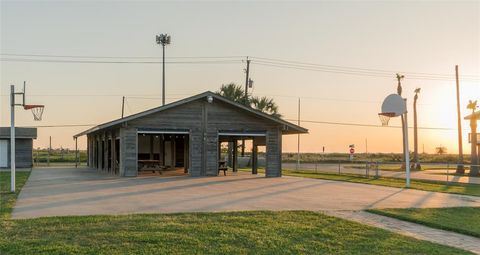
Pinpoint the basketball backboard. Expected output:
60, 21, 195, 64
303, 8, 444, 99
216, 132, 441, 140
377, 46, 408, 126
381, 94, 406, 117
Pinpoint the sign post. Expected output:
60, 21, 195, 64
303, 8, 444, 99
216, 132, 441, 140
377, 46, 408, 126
349, 144, 355, 161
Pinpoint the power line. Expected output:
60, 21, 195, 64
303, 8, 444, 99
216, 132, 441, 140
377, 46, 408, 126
251, 56, 480, 79
18, 119, 459, 131
253, 62, 480, 82
0, 94, 191, 98
19, 124, 96, 128
0, 58, 243, 64
254, 93, 436, 106
0, 53, 245, 59
287, 118, 457, 131
2, 52, 478, 80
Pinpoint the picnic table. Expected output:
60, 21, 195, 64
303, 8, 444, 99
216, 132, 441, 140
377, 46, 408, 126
138, 160, 167, 174
218, 160, 228, 176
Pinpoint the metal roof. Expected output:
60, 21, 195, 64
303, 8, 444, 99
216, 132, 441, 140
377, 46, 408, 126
0, 127, 37, 139
74, 91, 308, 138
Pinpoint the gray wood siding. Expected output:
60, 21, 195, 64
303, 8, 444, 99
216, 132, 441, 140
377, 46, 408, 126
265, 128, 282, 177
2, 138, 34, 168
206, 100, 278, 131
85, 96, 286, 177
0, 128, 37, 139
128, 101, 205, 175
120, 127, 137, 177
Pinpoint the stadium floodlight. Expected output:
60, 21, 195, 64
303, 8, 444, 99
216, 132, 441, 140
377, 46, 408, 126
155, 33, 171, 105
156, 34, 171, 46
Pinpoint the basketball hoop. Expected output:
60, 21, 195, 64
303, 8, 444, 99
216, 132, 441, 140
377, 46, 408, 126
24, 104, 45, 121
378, 112, 396, 126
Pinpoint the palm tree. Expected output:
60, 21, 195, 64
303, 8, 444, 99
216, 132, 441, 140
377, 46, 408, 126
216, 83, 281, 117
251, 96, 282, 118
435, 146, 447, 155
413, 88, 421, 170
217, 83, 246, 104
217, 83, 282, 158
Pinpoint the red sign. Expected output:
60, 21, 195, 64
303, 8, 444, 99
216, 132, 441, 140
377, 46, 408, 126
349, 148, 355, 154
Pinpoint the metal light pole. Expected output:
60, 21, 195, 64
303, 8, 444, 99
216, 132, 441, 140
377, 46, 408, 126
9, 84, 26, 192
10, 85, 16, 192
156, 33, 171, 106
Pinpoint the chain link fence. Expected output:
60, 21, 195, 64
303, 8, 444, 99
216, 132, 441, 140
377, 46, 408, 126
283, 161, 480, 185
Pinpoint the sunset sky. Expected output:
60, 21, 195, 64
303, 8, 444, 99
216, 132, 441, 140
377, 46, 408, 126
1, 1, 479, 153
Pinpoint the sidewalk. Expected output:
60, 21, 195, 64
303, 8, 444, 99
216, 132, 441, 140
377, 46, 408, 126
324, 210, 480, 254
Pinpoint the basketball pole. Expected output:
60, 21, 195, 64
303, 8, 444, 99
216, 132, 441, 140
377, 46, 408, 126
10, 85, 16, 192
403, 99, 411, 188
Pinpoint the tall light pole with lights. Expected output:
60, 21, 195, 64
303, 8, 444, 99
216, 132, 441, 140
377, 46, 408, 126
156, 33, 171, 105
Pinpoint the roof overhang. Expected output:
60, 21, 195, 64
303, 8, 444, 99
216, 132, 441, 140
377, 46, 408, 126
0, 127, 37, 139
74, 91, 308, 138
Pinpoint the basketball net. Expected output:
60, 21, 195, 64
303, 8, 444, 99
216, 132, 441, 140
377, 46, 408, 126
24, 105, 45, 121
378, 112, 395, 126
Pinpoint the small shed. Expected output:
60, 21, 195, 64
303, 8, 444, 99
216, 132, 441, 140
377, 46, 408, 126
0, 127, 37, 168
74, 91, 307, 177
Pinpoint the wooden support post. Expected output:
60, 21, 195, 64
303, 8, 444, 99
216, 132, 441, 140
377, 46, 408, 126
227, 141, 233, 167
171, 136, 176, 168
184, 135, 189, 173
75, 137, 78, 168
218, 141, 222, 160
111, 135, 115, 174
110, 136, 114, 173
252, 139, 258, 174
160, 135, 165, 166
233, 140, 238, 172
149, 135, 154, 160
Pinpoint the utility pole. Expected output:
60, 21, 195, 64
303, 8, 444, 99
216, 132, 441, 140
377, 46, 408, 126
365, 138, 368, 160
121, 96, 125, 118
48, 136, 51, 166
241, 57, 252, 157
413, 88, 421, 169
455, 65, 465, 174
403, 98, 411, 187
156, 34, 171, 106
244, 57, 251, 105
296, 98, 301, 170
396, 74, 407, 170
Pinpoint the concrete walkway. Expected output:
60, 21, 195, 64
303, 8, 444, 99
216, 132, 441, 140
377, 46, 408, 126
326, 210, 480, 254
12, 167, 480, 219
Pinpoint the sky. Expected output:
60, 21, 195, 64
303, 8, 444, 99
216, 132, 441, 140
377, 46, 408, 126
0, 0, 479, 154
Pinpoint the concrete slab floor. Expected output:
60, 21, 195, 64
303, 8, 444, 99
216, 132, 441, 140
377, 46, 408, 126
12, 167, 480, 219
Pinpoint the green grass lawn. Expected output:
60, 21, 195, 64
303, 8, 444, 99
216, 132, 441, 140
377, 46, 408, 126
368, 207, 480, 238
1, 171, 31, 222
0, 211, 472, 254
282, 170, 480, 197
0, 171, 473, 254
